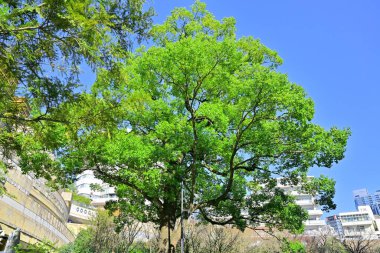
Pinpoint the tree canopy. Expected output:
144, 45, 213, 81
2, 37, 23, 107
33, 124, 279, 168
0, 0, 153, 183
16, 0, 349, 238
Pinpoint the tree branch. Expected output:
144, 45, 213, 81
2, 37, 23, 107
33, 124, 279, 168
0, 114, 70, 124
94, 165, 163, 209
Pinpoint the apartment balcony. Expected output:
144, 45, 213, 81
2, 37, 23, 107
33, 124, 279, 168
343, 230, 378, 239
76, 187, 93, 196
288, 191, 310, 196
75, 177, 103, 186
304, 219, 326, 227
341, 220, 373, 226
308, 209, 323, 216
91, 196, 118, 207
107, 187, 116, 194
296, 199, 315, 206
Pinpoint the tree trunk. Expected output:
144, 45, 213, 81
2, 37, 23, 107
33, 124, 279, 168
158, 201, 179, 253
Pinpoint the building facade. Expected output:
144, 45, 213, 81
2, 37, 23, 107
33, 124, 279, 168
276, 178, 326, 233
326, 206, 380, 239
68, 201, 96, 224
75, 170, 117, 207
0, 159, 75, 248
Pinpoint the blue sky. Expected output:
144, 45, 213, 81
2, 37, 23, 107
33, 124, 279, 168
151, 1, 380, 214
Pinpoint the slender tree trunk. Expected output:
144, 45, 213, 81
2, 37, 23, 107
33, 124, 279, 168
168, 218, 171, 253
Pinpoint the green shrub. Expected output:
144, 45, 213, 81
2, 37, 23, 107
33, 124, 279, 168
72, 193, 92, 205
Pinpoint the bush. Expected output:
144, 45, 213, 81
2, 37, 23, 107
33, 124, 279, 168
72, 193, 92, 205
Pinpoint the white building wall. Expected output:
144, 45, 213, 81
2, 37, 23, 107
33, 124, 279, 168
328, 205, 380, 239
75, 170, 118, 207
276, 178, 326, 233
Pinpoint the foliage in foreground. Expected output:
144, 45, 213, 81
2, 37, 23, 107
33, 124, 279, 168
59, 210, 146, 253
0, 0, 153, 191
15, 239, 56, 253
72, 192, 92, 206
0, 161, 7, 196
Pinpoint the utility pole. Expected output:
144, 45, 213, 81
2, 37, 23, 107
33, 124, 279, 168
180, 180, 184, 253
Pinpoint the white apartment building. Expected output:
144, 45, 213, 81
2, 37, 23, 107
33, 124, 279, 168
326, 206, 380, 239
276, 178, 326, 234
75, 170, 118, 207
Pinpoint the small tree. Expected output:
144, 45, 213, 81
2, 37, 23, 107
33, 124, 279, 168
184, 222, 204, 253
301, 229, 347, 253
281, 239, 306, 253
16, 240, 57, 253
342, 236, 377, 253
202, 225, 241, 253
60, 210, 144, 253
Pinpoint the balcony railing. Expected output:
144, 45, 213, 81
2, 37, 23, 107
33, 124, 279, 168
308, 209, 323, 216
341, 220, 373, 226
304, 220, 326, 227
296, 199, 314, 206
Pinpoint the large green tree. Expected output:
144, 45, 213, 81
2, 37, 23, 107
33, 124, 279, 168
19, 0, 349, 249
0, 0, 153, 184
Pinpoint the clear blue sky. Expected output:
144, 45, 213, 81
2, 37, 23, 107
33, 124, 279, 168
151, 1, 380, 214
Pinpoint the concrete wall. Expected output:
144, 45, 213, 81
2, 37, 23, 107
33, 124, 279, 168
0, 167, 75, 247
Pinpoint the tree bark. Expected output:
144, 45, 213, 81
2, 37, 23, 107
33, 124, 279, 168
158, 201, 179, 253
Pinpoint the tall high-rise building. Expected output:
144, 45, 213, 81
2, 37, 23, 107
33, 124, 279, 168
353, 188, 380, 215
